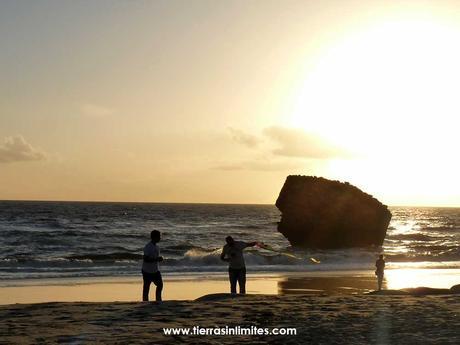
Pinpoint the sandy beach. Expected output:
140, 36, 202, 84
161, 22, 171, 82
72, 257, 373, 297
1, 293, 459, 344
1, 270, 459, 344
3, 0, 460, 343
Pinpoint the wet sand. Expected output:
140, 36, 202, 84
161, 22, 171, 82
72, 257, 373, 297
0, 274, 281, 305
0, 269, 460, 305
1, 269, 459, 305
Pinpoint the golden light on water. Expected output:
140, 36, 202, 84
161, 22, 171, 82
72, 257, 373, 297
385, 268, 459, 290
391, 220, 419, 235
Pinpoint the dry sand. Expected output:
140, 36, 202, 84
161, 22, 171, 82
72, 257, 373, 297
1, 293, 459, 344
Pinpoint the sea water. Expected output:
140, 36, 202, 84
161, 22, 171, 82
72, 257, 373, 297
0, 201, 459, 281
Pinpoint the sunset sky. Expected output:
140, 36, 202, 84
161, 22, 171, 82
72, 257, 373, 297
1, 0, 459, 206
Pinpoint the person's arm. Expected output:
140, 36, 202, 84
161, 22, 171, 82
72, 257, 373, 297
246, 242, 257, 248
220, 247, 229, 262
143, 255, 163, 262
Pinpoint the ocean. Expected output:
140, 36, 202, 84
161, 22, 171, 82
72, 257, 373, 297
0, 201, 459, 281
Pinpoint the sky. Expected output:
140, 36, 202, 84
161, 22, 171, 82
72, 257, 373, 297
1, 0, 459, 206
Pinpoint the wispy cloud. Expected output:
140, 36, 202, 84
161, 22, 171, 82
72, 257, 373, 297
216, 126, 349, 171
227, 127, 261, 148
81, 103, 115, 117
0, 136, 47, 163
214, 157, 302, 172
263, 126, 347, 159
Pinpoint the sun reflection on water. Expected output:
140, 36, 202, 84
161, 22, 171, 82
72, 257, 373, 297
385, 268, 459, 290
391, 220, 420, 235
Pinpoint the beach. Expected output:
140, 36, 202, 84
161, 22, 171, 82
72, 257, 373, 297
4, 0, 460, 342
1, 270, 459, 344
1, 292, 459, 344
1, 203, 459, 343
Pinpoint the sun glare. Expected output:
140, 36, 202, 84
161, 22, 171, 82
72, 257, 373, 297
286, 17, 460, 203
385, 268, 459, 290
289, 19, 460, 152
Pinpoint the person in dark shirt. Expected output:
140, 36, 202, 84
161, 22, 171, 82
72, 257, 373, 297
220, 236, 257, 294
375, 254, 385, 291
142, 230, 164, 301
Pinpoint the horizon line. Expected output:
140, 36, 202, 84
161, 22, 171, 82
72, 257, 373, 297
0, 198, 459, 208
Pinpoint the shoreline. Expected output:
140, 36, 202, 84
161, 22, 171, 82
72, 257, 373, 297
1, 268, 459, 305
3, 266, 459, 286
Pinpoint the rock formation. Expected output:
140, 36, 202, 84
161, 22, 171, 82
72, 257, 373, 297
450, 284, 460, 293
276, 175, 392, 249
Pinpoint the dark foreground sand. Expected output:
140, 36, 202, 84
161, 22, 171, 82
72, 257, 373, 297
1, 293, 459, 345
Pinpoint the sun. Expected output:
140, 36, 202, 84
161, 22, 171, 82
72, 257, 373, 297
284, 17, 460, 204
288, 18, 460, 153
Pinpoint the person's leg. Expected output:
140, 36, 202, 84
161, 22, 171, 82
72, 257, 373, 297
238, 267, 246, 294
142, 271, 151, 301
378, 274, 383, 291
228, 268, 237, 294
153, 271, 163, 302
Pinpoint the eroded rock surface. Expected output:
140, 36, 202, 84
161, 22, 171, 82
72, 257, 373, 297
276, 175, 392, 249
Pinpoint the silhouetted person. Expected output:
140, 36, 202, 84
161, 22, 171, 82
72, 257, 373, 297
142, 230, 163, 301
375, 254, 385, 291
220, 236, 256, 294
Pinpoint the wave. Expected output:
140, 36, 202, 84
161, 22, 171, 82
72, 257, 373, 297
66, 252, 142, 261
389, 233, 436, 241
421, 226, 459, 232
3, 253, 458, 271
386, 247, 460, 262
232, 224, 271, 229
162, 243, 205, 253
1, 248, 304, 267
166, 248, 351, 267
2, 251, 460, 282
410, 245, 458, 251
4, 242, 460, 266
29, 218, 79, 230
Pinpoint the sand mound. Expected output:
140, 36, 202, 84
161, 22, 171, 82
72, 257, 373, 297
367, 290, 409, 295
367, 286, 460, 296
195, 293, 250, 302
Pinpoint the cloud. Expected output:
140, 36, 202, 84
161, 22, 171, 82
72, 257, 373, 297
81, 103, 114, 117
0, 136, 47, 163
263, 126, 347, 159
214, 159, 302, 172
227, 127, 261, 148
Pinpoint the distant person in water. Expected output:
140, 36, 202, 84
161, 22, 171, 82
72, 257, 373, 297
220, 236, 257, 294
375, 254, 385, 291
142, 230, 163, 301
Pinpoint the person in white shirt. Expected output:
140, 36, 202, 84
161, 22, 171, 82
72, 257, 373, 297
142, 230, 163, 301
220, 236, 257, 294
